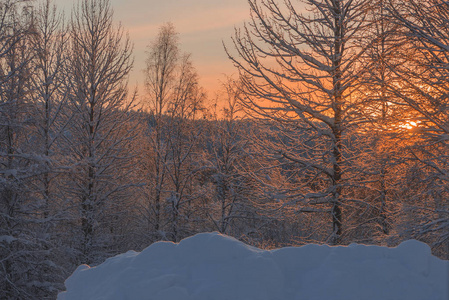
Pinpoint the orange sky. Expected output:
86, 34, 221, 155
60, 0, 250, 96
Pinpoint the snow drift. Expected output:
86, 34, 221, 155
58, 232, 449, 300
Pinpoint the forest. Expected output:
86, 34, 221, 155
1, 0, 448, 298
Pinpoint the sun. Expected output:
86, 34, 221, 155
399, 120, 420, 130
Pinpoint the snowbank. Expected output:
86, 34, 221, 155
58, 232, 449, 300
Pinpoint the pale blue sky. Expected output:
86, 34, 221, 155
57, 0, 250, 95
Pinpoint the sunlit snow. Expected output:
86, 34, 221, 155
58, 232, 449, 300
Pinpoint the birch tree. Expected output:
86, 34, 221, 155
0, 1, 60, 298
141, 23, 206, 242
29, 0, 68, 221
201, 79, 267, 239
206, 81, 248, 234
24, 0, 71, 294
164, 54, 206, 242
140, 23, 178, 242
64, 0, 136, 265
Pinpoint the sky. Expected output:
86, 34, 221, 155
58, 0, 250, 96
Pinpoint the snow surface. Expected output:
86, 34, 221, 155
58, 232, 449, 300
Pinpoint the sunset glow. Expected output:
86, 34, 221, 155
399, 120, 420, 130
2, 0, 449, 298
59, 0, 249, 94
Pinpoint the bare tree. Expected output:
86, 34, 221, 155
0, 1, 58, 298
206, 80, 246, 234
141, 23, 206, 242
344, 0, 410, 242
202, 79, 263, 237
63, 0, 136, 265
227, 0, 373, 244
388, 0, 449, 258
141, 23, 178, 240
29, 0, 68, 220
21, 0, 72, 295
164, 54, 206, 242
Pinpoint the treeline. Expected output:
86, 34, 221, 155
0, 0, 448, 299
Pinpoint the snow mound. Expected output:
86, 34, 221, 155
58, 232, 449, 300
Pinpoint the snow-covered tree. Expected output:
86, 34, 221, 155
163, 54, 206, 242
227, 0, 372, 244
139, 23, 178, 242
0, 1, 62, 298
29, 0, 68, 220
200, 79, 273, 242
388, 0, 449, 258
24, 0, 71, 294
205, 80, 250, 235
63, 0, 136, 265
140, 23, 206, 243
341, 0, 411, 243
